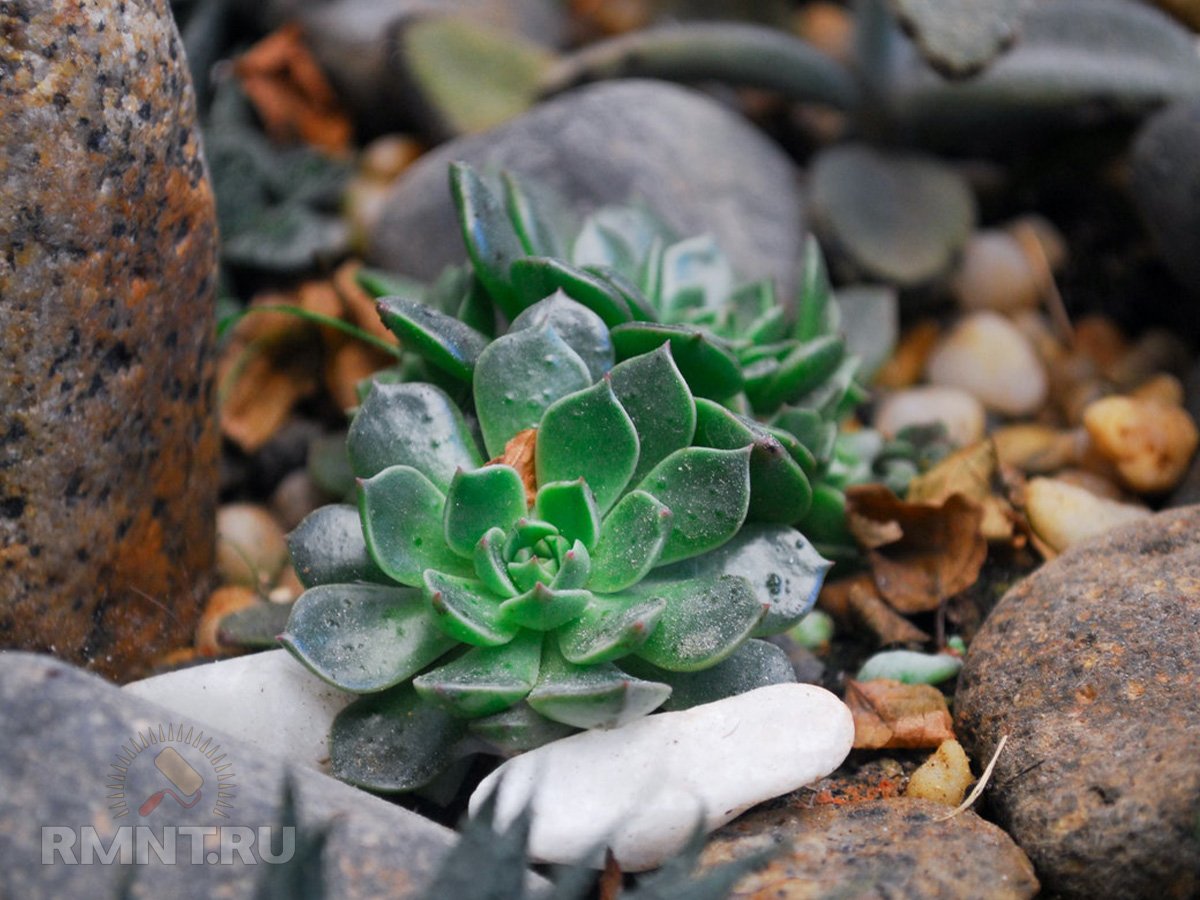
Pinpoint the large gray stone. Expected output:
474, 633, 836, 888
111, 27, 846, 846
367, 80, 806, 297
0, 652, 460, 899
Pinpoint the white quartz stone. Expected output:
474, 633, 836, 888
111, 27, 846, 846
875, 385, 987, 447
123, 649, 353, 772
469, 682, 854, 871
926, 311, 1048, 416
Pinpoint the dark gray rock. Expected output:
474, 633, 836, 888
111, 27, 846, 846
0, 0, 218, 680
1132, 99, 1200, 296
955, 506, 1200, 898
367, 80, 806, 297
0, 652, 460, 899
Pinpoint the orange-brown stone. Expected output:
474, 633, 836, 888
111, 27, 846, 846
0, 0, 218, 680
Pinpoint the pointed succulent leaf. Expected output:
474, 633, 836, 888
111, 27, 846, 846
506, 517, 560, 552
608, 345, 697, 486
611, 322, 743, 401
413, 630, 543, 718
536, 379, 639, 513
799, 482, 855, 548
450, 163, 526, 319
789, 354, 865, 419
766, 424, 819, 477
728, 280, 789, 342
551, 541, 591, 590
376, 296, 489, 381
556, 592, 666, 665
510, 256, 633, 327
502, 170, 575, 259
754, 335, 845, 412
281, 584, 455, 693
330, 684, 467, 792
776, 407, 839, 467
659, 234, 734, 319
794, 235, 839, 341
588, 489, 673, 593
584, 266, 658, 323
443, 465, 527, 558
534, 479, 601, 549
473, 526, 519, 598
630, 574, 766, 672
468, 702, 577, 754
348, 382, 482, 489
356, 266, 428, 303
527, 644, 671, 729
693, 399, 812, 523
507, 556, 557, 594
359, 466, 471, 586
636, 446, 751, 566
473, 322, 592, 457
620, 639, 794, 711
423, 569, 517, 646
498, 583, 593, 631
656, 523, 831, 635
572, 205, 667, 280
509, 291, 614, 380
288, 504, 391, 588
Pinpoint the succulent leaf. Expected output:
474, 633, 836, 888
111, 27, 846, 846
608, 344, 698, 486
507, 556, 558, 594
571, 206, 667, 281
376, 295, 490, 382
331, 684, 468, 792
527, 643, 671, 729
450, 162, 526, 319
620, 638, 795, 711
550, 541, 591, 590
288, 504, 392, 588
636, 446, 752, 566
443, 465, 528, 558
611, 322, 743, 401
501, 170, 574, 259
347, 382, 483, 489
752, 335, 845, 412
359, 466, 472, 585
794, 235, 839, 342
775, 407, 838, 467
536, 379, 639, 514
534, 480, 601, 549
467, 702, 577, 754
473, 526, 520, 598
556, 592, 667, 665
510, 256, 634, 326
413, 630, 543, 717
659, 234, 734, 320
424, 569, 518, 646
473, 322, 592, 457
584, 265, 659, 322
509, 291, 614, 381
588, 489, 673, 593
281, 584, 455, 693
630, 574, 766, 672
498, 583, 594, 631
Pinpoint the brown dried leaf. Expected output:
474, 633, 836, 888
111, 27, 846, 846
846, 679, 955, 750
598, 848, 623, 900
907, 440, 1015, 542
818, 575, 931, 646
233, 23, 353, 155
873, 319, 940, 389
845, 484, 987, 614
333, 261, 401, 344
325, 341, 394, 412
489, 429, 538, 506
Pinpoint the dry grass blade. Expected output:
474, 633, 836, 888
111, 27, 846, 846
932, 734, 1009, 822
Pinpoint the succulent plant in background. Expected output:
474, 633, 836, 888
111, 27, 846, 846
357, 162, 874, 561
283, 279, 831, 790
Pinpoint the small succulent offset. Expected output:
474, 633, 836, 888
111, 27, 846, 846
284, 297, 830, 791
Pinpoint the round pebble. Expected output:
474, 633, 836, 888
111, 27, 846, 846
875, 385, 986, 447
951, 230, 1041, 313
926, 312, 1048, 416
216, 504, 289, 589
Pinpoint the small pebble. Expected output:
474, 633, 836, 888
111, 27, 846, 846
875, 385, 986, 447
905, 739, 973, 807
270, 468, 330, 531
1007, 213, 1067, 271
926, 312, 1048, 416
216, 503, 290, 589
992, 424, 1086, 474
951, 230, 1041, 313
195, 585, 258, 657
1083, 395, 1200, 493
469, 683, 854, 871
1024, 477, 1149, 552
1072, 315, 1129, 371
1129, 372, 1184, 407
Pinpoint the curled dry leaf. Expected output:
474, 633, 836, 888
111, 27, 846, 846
907, 440, 1016, 542
818, 574, 931, 647
488, 428, 538, 506
845, 484, 987, 614
874, 319, 941, 389
846, 678, 955, 750
233, 23, 353, 155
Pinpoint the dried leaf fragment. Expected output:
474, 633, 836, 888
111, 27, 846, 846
489, 428, 538, 506
847, 678, 955, 750
907, 440, 1016, 541
818, 574, 931, 646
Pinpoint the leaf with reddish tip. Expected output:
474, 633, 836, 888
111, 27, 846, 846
413, 630, 543, 718
631, 574, 765, 672
527, 643, 670, 729
498, 584, 593, 631
556, 593, 667, 665
588, 490, 673, 592
443, 465, 527, 558
423, 569, 516, 646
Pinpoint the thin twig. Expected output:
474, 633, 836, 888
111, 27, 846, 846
932, 734, 1008, 822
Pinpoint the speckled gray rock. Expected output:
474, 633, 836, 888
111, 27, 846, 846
368, 80, 806, 297
0, 652, 462, 899
1132, 99, 1200, 295
0, 0, 219, 679
955, 506, 1200, 898
698, 797, 1039, 898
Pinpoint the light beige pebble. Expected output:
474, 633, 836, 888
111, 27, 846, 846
194, 585, 258, 657
926, 312, 1048, 416
874, 386, 986, 447
905, 739, 973, 807
1025, 477, 1150, 552
1053, 467, 1126, 501
216, 503, 289, 589
1129, 373, 1184, 408
1007, 213, 1067, 271
1083, 395, 1200, 493
992, 424, 1086, 474
951, 230, 1041, 313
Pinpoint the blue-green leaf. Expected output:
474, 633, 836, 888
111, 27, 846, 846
502, 170, 575, 259
359, 466, 471, 586
376, 296, 489, 381
857, 650, 963, 685
443, 465, 528, 558
288, 504, 391, 588
468, 702, 576, 753
556, 592, 666, 665
450, 163, 526, 319
510, 256, 634, 327
413, 630, 543, 718
589, 489, 673, 592
620, 639, 794, 711
794, 235, 839, 341
611, 322, 743, 400
509, 291, 614, 381
423, 569, 517, 647
527, 643, 670, 729
659, 234, 734, 320
608, 345, 697, 486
